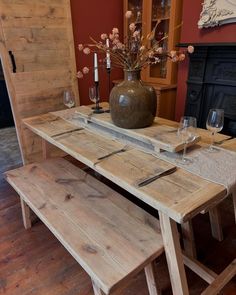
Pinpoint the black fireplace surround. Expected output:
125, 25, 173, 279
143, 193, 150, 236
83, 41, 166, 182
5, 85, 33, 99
182, 43, 236, 136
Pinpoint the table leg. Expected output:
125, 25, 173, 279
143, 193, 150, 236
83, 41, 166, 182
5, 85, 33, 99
233, 192, 236, 224
42, 138, 67, 160
209, 207, 223, 241
42, 139, 51, 160
159, 212, 189, 295
181, 220, 197, 258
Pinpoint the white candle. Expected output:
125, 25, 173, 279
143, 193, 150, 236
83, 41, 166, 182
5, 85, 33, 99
94, 53, 99, 82
106, 39, 111, 69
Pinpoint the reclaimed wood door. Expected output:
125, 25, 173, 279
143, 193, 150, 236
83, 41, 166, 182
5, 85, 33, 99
0, 0, 79, 164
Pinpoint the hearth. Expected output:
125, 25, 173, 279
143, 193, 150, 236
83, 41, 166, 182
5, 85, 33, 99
0, 61, 14, 128
183, 44, 236, 137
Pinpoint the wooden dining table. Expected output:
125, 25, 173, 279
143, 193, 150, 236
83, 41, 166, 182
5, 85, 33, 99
22, 105, 235, 295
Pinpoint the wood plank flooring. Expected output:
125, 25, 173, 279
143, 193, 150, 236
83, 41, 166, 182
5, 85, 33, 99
0, 130, 235, 294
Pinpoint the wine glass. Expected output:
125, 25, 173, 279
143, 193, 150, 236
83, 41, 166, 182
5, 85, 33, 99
89, 85, 103, 113
63, 90, 75, 108
177, 116, 197, 164
206, 109, 224, 152
89, 86, 97, 105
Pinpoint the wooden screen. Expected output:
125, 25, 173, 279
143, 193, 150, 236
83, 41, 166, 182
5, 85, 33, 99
0, 0, 79, 164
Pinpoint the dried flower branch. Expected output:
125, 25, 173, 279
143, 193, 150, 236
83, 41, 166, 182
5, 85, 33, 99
77, 10, 194, 78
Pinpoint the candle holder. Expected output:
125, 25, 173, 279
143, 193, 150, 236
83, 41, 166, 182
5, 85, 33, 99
104, 67, 111, 114
107, 67, 111, 95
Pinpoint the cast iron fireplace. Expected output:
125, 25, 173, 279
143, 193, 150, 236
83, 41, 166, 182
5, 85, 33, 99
183, 43, 236, 137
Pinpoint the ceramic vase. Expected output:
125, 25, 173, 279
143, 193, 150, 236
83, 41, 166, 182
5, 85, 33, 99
109, 69, 157, 129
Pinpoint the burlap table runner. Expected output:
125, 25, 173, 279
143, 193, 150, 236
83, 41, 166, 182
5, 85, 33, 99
159, 145, 236, 195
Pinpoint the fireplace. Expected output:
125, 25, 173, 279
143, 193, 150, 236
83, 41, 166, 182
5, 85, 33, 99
183, 44, 236, 136
0, 61, 14, 128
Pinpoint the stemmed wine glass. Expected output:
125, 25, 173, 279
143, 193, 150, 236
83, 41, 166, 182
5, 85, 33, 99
89, 85, 103, 113
89, 86, 97, 106
63, 90, 75, 108
206, 109, 224, 152
177, 116, 197, 164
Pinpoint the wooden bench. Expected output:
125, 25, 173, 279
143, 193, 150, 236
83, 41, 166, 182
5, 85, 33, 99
5, 158, 164, 295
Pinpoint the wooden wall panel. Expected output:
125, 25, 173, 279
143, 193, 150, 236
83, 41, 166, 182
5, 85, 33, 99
0, 0, 65, 4
0, 0, 79, 164
0, 6, 66, 18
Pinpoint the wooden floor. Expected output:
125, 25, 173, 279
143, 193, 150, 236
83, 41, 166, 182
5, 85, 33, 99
0, 131, 236, 294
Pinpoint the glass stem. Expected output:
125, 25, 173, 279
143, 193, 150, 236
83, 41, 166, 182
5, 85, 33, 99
182, 142, 187, 161
210, 131, 215, 149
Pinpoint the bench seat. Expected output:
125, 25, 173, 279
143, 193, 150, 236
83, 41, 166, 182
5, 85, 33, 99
5, 158, 164, 295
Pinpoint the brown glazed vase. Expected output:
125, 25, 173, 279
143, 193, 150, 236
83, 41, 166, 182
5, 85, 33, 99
109, 70, 157, 129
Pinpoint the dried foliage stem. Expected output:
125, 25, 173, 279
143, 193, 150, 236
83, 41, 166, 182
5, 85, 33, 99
76, 11, 194, 79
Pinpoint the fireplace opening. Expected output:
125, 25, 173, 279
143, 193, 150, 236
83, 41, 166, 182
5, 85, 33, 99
224, 118, 236, 136
183, 44, 236, 137
0, 60, 14, 129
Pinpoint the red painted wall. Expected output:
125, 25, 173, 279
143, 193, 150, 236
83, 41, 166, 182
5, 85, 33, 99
175, 0, 236, 121
70, 0, 123, 106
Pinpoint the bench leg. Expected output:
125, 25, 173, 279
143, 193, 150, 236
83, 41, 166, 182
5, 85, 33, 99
209, 207, 223, 241
145, 261, 162, 295
91, 280, 104, 295
181, 220, 197, 258
20, 198, 32, 229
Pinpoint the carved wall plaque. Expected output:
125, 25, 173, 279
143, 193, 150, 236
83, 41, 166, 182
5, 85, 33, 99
198, 0, 236, 28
